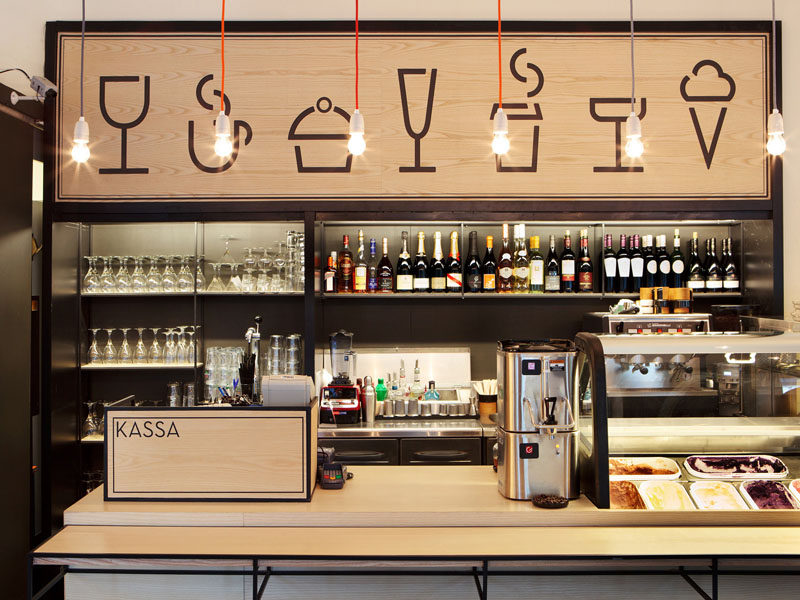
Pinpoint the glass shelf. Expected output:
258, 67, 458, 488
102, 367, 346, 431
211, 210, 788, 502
82, 291, 194, 297
81, 363, 200, 371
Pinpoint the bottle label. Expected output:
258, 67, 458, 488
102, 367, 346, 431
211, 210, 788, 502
561, 260, 575, 278
631, 257, 644, 277
354, 266, 367, 291
617, 257, 631, 278
513, 266, 529, 280
446, 273, 463, 289
324, 272, 335, 292
414, 277, 430, 290
688, 280, 705, 289
482, 273, 496, 290
396, 274, 414, 291
646, 259, 657, 275
498, 266, 513, 279
672, 261, 685, 275
706, 279, 723, 289
467, 275, 481, 291
339, 262, 353, 280
659, 261, 671, 275
723, 279, 740, 289
604, 257, 617, 277
531, 263, 544, 285
367, 276, 378, 292
378, 276, 393, 292
431, 276, 446, 290
545, 275, 560, 291
579, 271, 593, 291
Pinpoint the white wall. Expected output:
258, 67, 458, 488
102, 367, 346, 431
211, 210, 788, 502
1, 0, 796, 315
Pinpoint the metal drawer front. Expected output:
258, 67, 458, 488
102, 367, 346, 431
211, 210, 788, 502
326, 439, 399, 465
400, 438, 481, 465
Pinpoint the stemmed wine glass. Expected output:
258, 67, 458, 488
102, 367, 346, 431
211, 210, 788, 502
195, 256, 207, 292
87, 328, 102, 364
164, 329, 178, 364
186, 327, 196, 364
274, 243, 288, 292
148, 328, 163, 363
256, 247, 271, 293
115, 256, 133, 293
225, 263, 242, 292
146, 256, 163, 293
176, 326, 188, 363
103, 328, 118, 364
207, 263, 225, 292
131, 256, 148, 293
161, 255, 179, 293
118, 328, 132, 363
99, 257, 117, 293
83, 257, 101, 293
177, 256, 194, 292
134, 328, 148, 363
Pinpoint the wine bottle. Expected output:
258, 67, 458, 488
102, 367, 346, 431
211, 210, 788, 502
656, 234, 671, 287
367, 238, 378, 292
603, 234, 617, 293
643, 234, 657, 288
429, 232, 447, 293
445, 231, 463, 292
377, 237, 394, 293
465, 231, 482, 293
578, 228, 593, 292
723, 237, 740, 291
481, 235, 497, 292
497, 223, 514, 292
337, 234, 353, 293
669, 228, 686, 288
705, 237, 723, 291
513, 224, 530, 293
545, 234, 560, 292
630, 234, 644, 293
616, 234, 631, 293
529, 235, 544, 293
687, 232, 705, 292
323, 254, 337, 293
560, 230, 576, 293
395, 231, 413, 292
412, 231, 430, 293
354, 229, 368, 293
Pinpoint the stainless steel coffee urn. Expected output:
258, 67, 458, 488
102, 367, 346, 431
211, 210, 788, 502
496, 340, 580, 500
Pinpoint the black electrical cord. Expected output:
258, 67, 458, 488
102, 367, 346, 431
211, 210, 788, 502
80, 0, 85, 117
629, 0, 635, 113
0, 68, 31, 81
772, 0, 778, 111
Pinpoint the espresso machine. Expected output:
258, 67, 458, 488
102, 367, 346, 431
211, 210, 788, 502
320, 330, 362, 424
496, 340, 580, 500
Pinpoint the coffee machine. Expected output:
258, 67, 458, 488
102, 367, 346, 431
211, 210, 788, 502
320, 330, 362, 424
495, 340, 580, 500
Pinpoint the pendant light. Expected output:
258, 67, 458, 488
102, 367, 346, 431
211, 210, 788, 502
767, 0, 786, 156
70, 0, 90, 163
347, 0, 366, 156
491, 0, 509, 155
213, 0, 233, 158
624, 0, 644, 159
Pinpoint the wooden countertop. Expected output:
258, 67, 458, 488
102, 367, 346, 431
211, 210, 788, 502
65, 466, 800, 528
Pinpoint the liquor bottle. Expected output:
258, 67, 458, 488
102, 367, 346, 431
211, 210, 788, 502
603, 234, 617, 293
687, 232, 705, 292
445, 231, 463, 292
656, 234, 671, 287
429, 232, 447, 292
616, 234, 631, 293
354, 229, 367, 293
578, 228, 593, 292
630, 234, 644, 293
395, 231, 414, 292
497, 224, 514, 292
723, 238, 740, 291
367, 238, 378, 293
513, 224, 530, 293
529, 235, 544, 293
412, 231, 430, 293
377, 237, 394, 293
323, 254, 337, 293
545, 234, 560, 292
643, 234, 658, 288
560, 230, 576, 293
481, 235, 497, 292
705, 237, 723, 291
669, 228, 686, 288
409, 360, 426, 400
337, 234, 353, 293
464, 231, 482, 293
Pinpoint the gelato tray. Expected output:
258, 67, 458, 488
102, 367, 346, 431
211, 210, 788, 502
689, 481, 749, 510
609, 457, 681, 481
789, 480, 800, 506
740, 480, 800, 510
684, 455, 788, 479
609, 480, 646, 510
639, 481, 696, 510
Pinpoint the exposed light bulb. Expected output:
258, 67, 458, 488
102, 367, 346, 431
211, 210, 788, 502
348, 109, 366, 156
767, 108, 786, 156
492, 108, 509, 155
71, 116, 90, 163
214, 110, 233, 158
625, 112, 644, 159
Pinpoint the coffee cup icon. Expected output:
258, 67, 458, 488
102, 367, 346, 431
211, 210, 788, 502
288, 97, 353, 173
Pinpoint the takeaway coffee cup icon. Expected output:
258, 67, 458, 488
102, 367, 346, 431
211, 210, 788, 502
288, 97, 353, 173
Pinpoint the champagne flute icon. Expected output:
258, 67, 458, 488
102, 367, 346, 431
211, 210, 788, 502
98, 75, 151, 175
397, 68, 438, 173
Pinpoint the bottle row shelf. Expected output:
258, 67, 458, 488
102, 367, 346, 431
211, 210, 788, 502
81, 291, 304, 298
318, 291, 742, 300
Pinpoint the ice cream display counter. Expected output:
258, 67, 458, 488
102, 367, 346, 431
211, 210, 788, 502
574, 330, 800, 509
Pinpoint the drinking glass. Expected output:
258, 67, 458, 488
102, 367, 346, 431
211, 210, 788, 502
225, 263, 242, 292
87, 328, 102, 364
99, 257, 117, 293
177, 256, 194, 292
195, 257, 207, 291
118, 328, 132, 363
164, 329, 178, 364
274, 244, 288, 292
148, 328, 163, 363
134, 328, 148, 363
161, 255, 179, 292
146, 256, 163, 293
207, 263, 225, 292
176, 326, 188, 363
243, 248, 257, 271
115, 256, 133, 293
103, 328, 118, 363
242, 268, 256, 293
132, 256, 148, 292
83, 257, 101, 293
186, 327, 196, 364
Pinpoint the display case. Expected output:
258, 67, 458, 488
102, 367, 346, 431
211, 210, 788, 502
575, 330, 800, 509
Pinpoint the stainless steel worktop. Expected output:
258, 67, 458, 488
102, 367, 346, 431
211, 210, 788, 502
318, 418, 493, 438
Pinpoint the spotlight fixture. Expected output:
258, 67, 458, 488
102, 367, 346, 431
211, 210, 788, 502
767, 0, 785, 156
214, 0, 233, 158
492, 0, 508, 155
347, 0, 365, 156
71, 0, 89, 164
624, 0, 643, 159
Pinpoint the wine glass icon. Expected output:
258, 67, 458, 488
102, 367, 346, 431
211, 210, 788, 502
397, 68, 438, 173
98, 75, 151, 175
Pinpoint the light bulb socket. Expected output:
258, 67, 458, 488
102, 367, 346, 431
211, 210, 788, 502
349, 109, 365, 135
493, 108, 508, 135
625, 112, 642, 139
215, 110, 231, 138
768, 108, 784, 136
73, 116, 89, 144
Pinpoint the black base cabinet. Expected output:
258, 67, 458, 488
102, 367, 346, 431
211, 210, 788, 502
400, 438, 482, 465
321, 439, 399, 465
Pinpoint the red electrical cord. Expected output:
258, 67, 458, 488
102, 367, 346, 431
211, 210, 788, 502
497, 0, 502, 109
355, 0, 359, 110
220, 0, 225, 112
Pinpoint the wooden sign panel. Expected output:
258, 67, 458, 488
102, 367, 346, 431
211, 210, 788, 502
53, 24, 772, 202
104, 405, 318, 501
